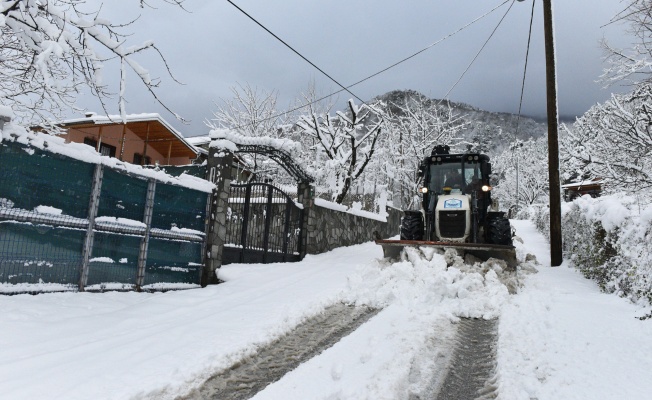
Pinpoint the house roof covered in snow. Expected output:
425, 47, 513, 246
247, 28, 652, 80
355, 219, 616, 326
57, 113, 200, 160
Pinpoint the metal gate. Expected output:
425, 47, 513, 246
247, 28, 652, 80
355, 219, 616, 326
223, 182, 303, 264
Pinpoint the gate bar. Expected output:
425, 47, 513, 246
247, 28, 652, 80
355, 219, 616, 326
239, 183, 253, 263
262, 185, 274, 263
282, 198, 292, 262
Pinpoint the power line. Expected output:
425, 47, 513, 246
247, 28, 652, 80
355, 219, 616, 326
220, 0, 512, 132
341, 0, 513, 95
513, 0, 537, 216
514, 0, 537, 138
225, 0, 365, 104
440, 0, 517, 103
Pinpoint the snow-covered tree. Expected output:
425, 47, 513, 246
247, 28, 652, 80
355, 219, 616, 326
207, 83, 292, 177
0, 0, 182, 122
493, 137, 550, 215
296, 99, 385, 204
601, 0, 652, 86
209, 83, 288, 139
382, 99, 466, 209
561, 85, 652, 195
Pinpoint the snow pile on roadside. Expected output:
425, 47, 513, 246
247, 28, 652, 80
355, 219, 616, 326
345, 247, 513, 319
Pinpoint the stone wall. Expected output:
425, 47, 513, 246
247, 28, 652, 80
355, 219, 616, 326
304, 204, 402, 255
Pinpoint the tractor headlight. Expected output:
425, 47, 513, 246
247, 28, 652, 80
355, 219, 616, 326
418, 187, 428, 194
481, 185, 492, 192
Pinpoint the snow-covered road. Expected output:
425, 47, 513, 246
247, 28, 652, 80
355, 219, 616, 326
1, 220, 651, 400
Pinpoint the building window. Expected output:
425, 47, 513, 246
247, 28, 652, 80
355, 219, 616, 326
83, 137, 116, 157
83, 137, 97, 148
133, 153, 151, 166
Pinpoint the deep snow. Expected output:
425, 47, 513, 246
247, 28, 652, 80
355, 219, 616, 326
1, 220, 651, 399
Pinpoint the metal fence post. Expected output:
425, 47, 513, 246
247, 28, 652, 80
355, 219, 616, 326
282, 198, 292, 262
136, 179, 156, 291
261, 185, 274, 263
79, 164, 104, 291
239, 183, 252, 263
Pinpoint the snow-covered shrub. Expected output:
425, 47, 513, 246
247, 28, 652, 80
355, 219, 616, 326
532, 194, 652, 306
529, 204, 551, 241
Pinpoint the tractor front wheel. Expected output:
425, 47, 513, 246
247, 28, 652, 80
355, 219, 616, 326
400, 212, 424, 240
487, 217, 513, 246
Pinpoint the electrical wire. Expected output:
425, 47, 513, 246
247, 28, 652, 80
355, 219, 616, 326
220, 0, 512, 132
514, 0, 537, 139
439, 0, 517, 103
225, 0, 365, 104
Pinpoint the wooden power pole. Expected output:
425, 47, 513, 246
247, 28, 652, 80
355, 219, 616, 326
542, 0, 563, 266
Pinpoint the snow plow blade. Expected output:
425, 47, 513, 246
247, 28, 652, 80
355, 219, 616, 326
375, 239, 518, 270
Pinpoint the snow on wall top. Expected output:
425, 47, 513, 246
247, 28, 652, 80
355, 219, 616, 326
314, 198, 388, 222
209, 128, 302, 154
1, 123, 215, 193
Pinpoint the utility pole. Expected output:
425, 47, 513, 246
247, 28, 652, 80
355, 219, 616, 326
543, 0, 563, 266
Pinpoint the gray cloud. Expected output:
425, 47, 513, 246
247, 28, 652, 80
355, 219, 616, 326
77, 0, 633, 136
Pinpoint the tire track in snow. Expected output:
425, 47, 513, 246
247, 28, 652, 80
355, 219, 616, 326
434, 318, 499, 400
179, 304, 379, 400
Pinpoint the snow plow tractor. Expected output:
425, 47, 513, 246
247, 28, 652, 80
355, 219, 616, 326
376, 145, 517, 269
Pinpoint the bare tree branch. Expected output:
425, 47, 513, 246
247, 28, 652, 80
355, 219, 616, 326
0, 0, 184, 124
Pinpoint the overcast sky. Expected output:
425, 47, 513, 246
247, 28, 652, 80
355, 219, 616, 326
77, 0, 633, 137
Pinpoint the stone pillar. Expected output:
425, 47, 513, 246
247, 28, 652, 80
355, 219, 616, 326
203, 146, 234, 286
297, 181, 314, 258
0, 116, 9, 131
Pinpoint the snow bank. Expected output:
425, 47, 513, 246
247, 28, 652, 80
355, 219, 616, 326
1, 123, 214, 193
344, 247, 512, 318
530, 194, 652, 306
497, 220, 652, 400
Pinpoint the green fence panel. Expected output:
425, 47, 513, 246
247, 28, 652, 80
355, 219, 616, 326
1, 139, 209, 291
142, 237, 202, 285
151, 183, 207, 232
0, 141, 94, 219
0, 221, 83, 285
85, 232, 140, 286
97, 168, 148, 225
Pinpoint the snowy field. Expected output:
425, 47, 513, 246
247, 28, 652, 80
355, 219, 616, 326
1, 220, 651, 399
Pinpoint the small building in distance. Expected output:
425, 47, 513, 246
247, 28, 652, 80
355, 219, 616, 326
56, 113, 201, 166
562, 178, 603, 201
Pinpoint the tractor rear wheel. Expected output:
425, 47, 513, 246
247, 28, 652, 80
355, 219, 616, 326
487, 217, 513, 246
400, 212, 424, 240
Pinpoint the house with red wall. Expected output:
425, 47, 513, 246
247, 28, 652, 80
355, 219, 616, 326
57, 113, 201, 166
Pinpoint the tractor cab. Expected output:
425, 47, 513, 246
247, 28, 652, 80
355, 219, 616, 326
416, 145, 494, 242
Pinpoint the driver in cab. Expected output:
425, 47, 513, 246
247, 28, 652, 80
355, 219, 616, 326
444, 169, 465, 189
